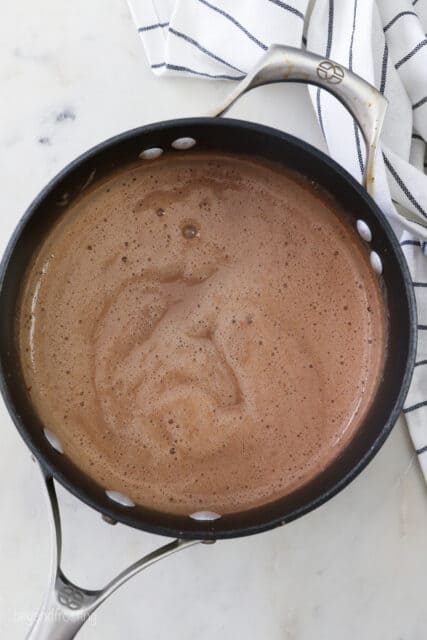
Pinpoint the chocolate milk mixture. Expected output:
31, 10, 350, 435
18, 152, 385, 515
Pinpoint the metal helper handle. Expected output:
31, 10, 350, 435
26, 466, 201, 640
211, 44, 388, 198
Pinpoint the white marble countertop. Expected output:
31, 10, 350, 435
2, 2, 427, 639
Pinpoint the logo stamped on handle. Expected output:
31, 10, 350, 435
58, 585, 84, 610
316, 60, 344, 84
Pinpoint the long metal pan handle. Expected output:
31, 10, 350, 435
26, 466, 201, 640
212, 44, 388, 199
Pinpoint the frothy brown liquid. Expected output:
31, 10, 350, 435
18, 152, 385, 515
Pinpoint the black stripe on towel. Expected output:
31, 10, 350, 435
395, 38, 427, 69
169, 27, 245, 73
167, 63, 244, 80
151, 62, 244, 80
354, 120, 364, 176
413, 96, 427, 110
383, 11, 417, 32
316, 91, 326, 139
403, 400, 427, 413
413, 282, 427, 287
325, 3, 334, 63
197, 0, 267, 50
316, 0, 334, 141
138, 22, 169, 32
349, 0, 364, 177
415, 360, 427, 367
267, 0, 304, 20
383, 154, 427, 219
348, 0, 358, 69
416, 445, 427, 455
412, 133, 424, 141
379, 42, 389, 94
401, 239, 422, 246
418, 324, 427, 330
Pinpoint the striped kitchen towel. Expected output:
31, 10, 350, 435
128, 0, 427, 478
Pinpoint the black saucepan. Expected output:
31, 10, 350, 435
0, 46, 417, 639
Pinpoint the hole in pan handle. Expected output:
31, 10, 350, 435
210, 44, 388, 201
25, 465, 202, 640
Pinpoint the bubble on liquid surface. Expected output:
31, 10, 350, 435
182, 224, 199, 239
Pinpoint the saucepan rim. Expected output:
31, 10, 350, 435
0, 117, 417, 539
